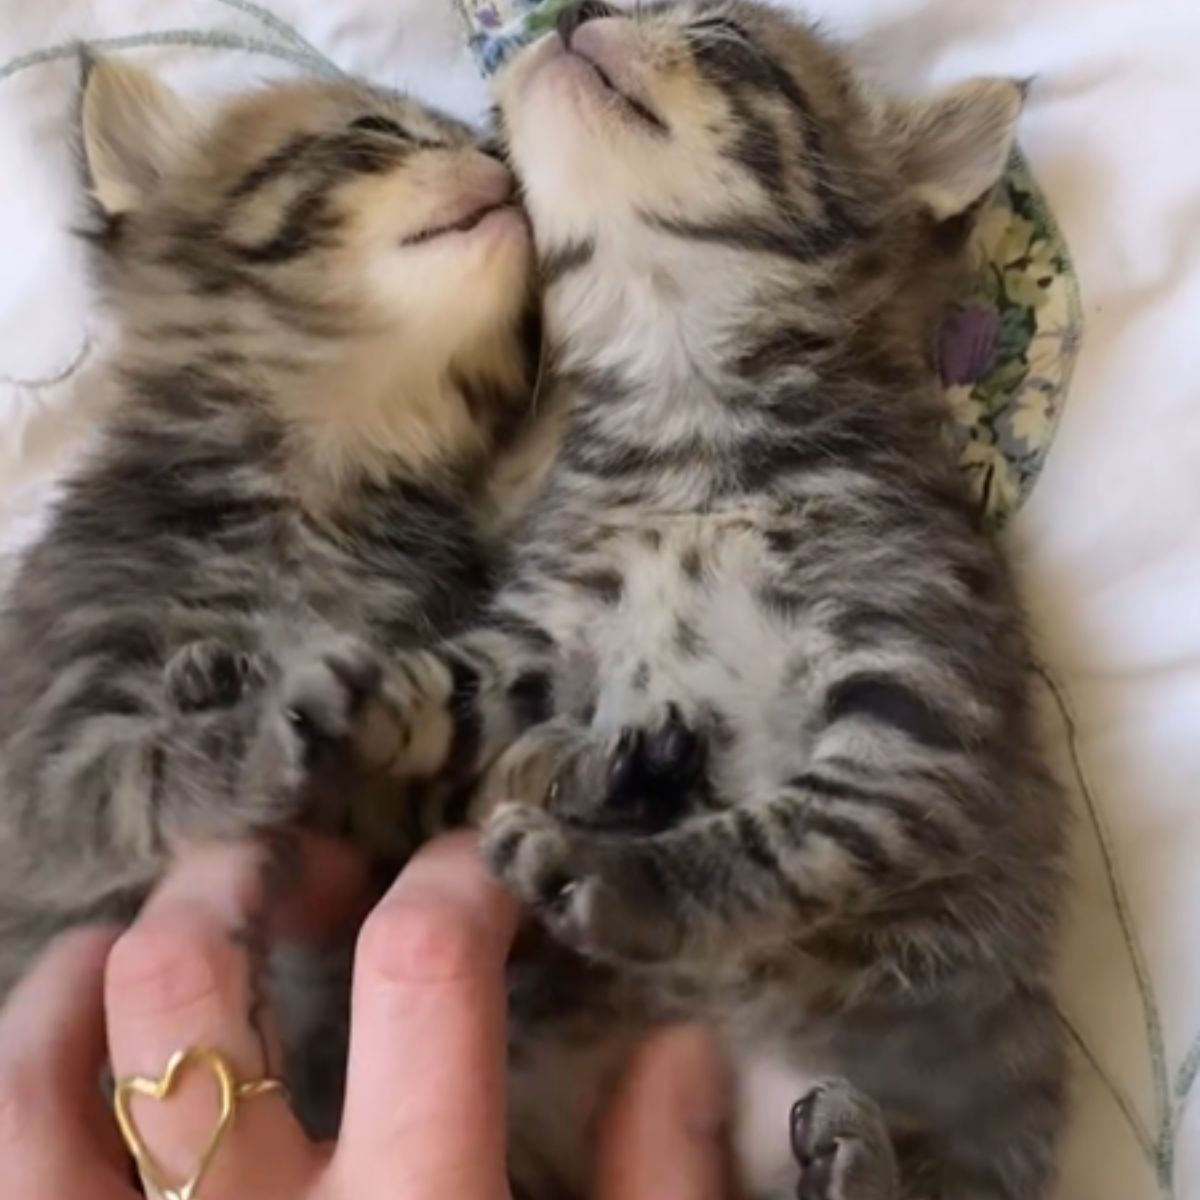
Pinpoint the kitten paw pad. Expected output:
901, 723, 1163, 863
602, 703, 707, 830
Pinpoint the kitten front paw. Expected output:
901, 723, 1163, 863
474, 719, 595, 819
164, 638, 264, 712
279, 636, 381, 761
482, 804, 680, 963
353, 649, 457, 780
241, 636, 381, 823
790, 1079, 899, 1200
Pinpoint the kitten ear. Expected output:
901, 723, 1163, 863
80, 55, 195, 215
889, 79, 1023, 220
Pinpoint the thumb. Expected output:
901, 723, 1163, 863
596, 1025, 731, 1200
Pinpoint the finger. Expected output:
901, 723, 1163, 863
267, 834, 370, 943
336, 831, 518, 1200
0, 927, 132, 1195
165, 834, 369, 943
597, 1025, 730, 1200
106, 844, 318, 1200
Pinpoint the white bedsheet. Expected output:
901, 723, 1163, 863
2, 2, 1198, 1197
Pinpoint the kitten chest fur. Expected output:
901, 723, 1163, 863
541, 512, 823, 798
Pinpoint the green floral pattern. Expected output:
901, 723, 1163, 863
942, 153, 1082, 525
456, 0, 1084, 527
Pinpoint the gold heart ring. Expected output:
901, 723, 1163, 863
113, 1047, 284, 1200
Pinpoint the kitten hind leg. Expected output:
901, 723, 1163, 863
789, 1079, 899, 1200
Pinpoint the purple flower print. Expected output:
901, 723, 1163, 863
938, 304, 1001, 387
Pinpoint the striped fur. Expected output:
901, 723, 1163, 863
352, 4, 1067, 1198
0, 58, 537, 1117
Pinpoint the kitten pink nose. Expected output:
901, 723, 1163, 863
459, 154, 515, 208
569, 17, 637, 92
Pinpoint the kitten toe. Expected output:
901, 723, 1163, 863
165, 638, 263, 712
482, 806, 608, 950
643, 703, 707, 786
321, 639, 382, 701
790, 1080, 898, 1200
604, 726, 644, 802
280, 636, 380, 764
233, 639, 380, 828
483, 803, 578, 905
352, 649, 457, 778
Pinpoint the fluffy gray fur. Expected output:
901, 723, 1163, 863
0, 57, 537, 1121
349, 4, 1068, 1197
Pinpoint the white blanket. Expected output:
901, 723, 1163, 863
2, 3, 1198, 1197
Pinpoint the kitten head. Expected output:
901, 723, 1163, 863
82, 58, 532, 356
78, 58, 536, 487
495, 2, 1020, 352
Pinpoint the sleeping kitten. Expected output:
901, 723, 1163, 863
342, 3, 1068, 1197
0, 60, 536, 1014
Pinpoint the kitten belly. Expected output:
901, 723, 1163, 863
583, 520, 796, 748
730, 1043, 822, 1198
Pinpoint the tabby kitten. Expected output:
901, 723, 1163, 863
339, 3, 1067, 1197
0, 60, 536, 1005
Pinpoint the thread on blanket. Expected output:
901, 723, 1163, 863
0, 337, 91, 391
210, 0, 346, 77
1058, 1007, 1155, 1162
0, 29, 341, 88
1037, 661, 1186, 1196
1173, 1034, 1200, 1140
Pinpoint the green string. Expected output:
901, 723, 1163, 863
209, 0, 346, 76
0, 29, 343, 86
1059, 1007, 1156, 1161
1038, 662, 1175, 1195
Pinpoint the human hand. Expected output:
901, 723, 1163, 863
0, 833, 729, 1199
596, 1024, 730, 1200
